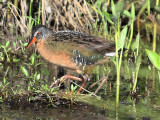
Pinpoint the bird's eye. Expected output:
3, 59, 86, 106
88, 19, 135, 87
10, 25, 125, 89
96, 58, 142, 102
37, 32, 42, 35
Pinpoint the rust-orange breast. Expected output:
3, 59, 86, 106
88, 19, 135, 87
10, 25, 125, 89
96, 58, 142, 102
36, 40, 79, 71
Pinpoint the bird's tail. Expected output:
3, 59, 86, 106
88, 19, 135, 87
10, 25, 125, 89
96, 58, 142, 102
105, 48, 128, 57
105, 52, 116, 57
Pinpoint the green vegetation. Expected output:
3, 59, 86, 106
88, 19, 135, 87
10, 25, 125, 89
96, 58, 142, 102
146, 49, 160, 70
0, 1, 160, 119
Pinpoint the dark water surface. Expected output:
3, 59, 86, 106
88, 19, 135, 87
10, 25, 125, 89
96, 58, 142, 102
0, 103, 108, 120
0, 58, 160, 120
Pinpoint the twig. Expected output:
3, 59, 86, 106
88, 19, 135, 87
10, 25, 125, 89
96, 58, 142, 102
94, 76, 108, 95
88, 79, 103, 89
71, 81, 101, 98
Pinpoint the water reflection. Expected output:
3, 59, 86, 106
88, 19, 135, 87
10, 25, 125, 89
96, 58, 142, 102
0, 60, 160, 120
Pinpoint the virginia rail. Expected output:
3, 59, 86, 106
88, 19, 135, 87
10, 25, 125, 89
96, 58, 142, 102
27, 25, 116, 93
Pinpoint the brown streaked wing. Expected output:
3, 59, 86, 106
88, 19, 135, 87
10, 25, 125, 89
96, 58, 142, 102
51, 31, 115, 55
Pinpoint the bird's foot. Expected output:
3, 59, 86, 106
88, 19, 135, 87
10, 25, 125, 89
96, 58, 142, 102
50, 74, 90, 93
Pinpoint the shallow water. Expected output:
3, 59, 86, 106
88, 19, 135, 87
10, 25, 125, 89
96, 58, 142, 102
0, 57, 160, 120
0, 103, 108, 120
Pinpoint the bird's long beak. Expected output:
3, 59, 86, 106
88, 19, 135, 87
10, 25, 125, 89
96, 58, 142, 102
27, 37, 37, 48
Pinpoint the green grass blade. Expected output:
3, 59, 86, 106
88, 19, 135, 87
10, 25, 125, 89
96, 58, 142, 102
146, 49, 160, 70
118, 25, 128, 50
20, 66, 29, 77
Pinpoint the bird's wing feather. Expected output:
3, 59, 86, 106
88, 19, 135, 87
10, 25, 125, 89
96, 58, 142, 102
52, 31, 115, 54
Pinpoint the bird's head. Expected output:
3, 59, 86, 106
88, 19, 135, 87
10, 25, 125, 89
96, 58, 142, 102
27, 25, 51, 48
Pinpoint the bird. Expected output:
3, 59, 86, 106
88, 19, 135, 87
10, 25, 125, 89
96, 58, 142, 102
27, 25, 116, 93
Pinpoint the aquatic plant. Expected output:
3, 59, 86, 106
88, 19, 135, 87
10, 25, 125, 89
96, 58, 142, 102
146, 49, 160, 71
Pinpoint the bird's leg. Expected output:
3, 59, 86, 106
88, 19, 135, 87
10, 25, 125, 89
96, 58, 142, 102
50, 75, 82, 88
50, 74, 90, 93
77, 74, 90, 93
